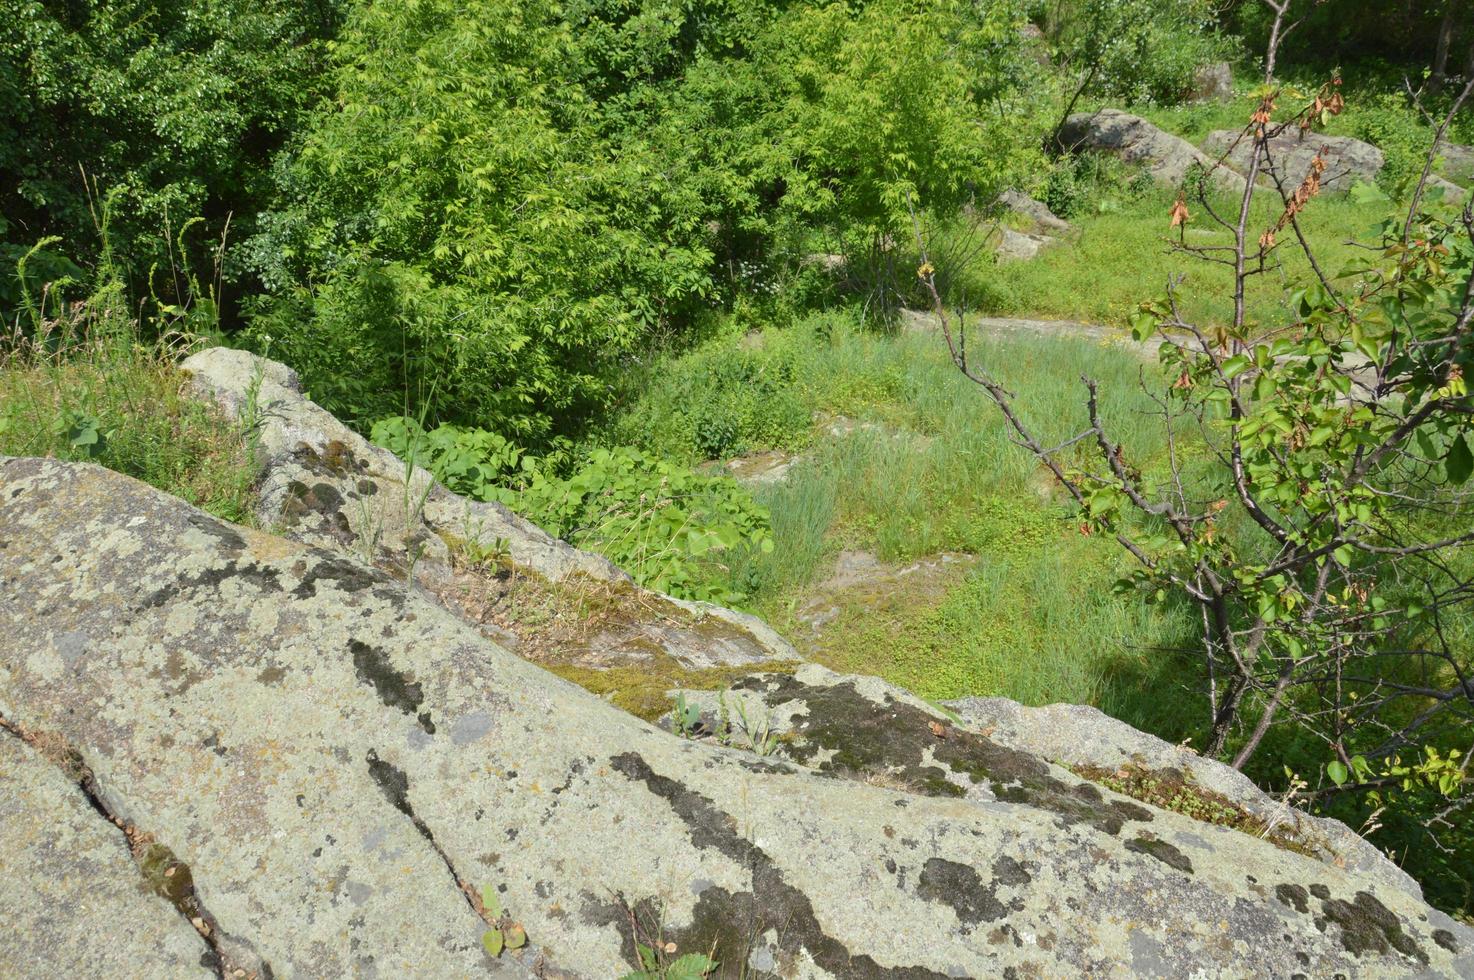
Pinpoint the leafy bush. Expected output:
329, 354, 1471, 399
369, 416, 526, 501
1041, 0, 1231, 106
612, 340, 812, 461
247, 0, 1040, 439
0, 0, 339, 318
1350, 91, 1438, 192
370, 420, 773, 603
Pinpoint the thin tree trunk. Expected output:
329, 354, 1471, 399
1431, 3, 1456, 93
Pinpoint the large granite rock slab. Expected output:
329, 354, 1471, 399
1202, 128, 1384, 192
179, 347, 798, 674
0, 735, 216, 979
1059, 109, 1244, 190
3, 455, 1472, 977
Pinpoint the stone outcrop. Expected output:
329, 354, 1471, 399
1058, 109, 1244, 190
1201, 128, 1384, 193
0, 736, 216, 979
1437, 140, 1474, 184
179, 348, 798, 675
4, 454, 1473, 977
1190, 61, 1233, 102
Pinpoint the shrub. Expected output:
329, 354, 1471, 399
0, 0, 340, 320
247, 0, 1040, 440
370, 420, 773, 604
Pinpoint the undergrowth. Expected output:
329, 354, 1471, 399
0, 316, 257, 525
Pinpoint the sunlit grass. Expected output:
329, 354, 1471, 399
1, 317, 257, 525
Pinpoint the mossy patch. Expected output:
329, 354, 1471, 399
548, 656, 796, 722
1070, 763, 1318, 857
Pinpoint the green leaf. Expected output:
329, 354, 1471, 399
483, 928, 504, 957
1446, 433, 1473, 485
1327, 761, 1348, 786
481, 885, 501, 919
668, 953, 718, 980
505, 924, 527, 949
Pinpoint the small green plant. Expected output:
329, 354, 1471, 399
671, 693, 702, 739
621, 946, 718, 980
729, 694, 779, 757
478, 884, 528, 959
370, 421, 775, 603
57, 409, 110, 459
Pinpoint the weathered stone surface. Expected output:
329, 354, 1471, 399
1191, 61, 1233, 102
5, 456, 1472, 977
1059, 109, 1245, 190
944, 696, 1421, 899
0, 735, 215, 979
1202, 128, 1385, 193
1426, 173, 1469, 205
998, 189, 1071, 234
995, 226, 1057, 263
1437, 140, 1474, 184
180, 347, 798, 673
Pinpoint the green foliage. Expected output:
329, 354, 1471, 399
370, 420, 774, 603
477, 884, 527, 960
0, 0, 339, 316
369, 416, 525, 500
247, 0, 1040, 437
1041, 0, 1230, 105
1350, 91, 1441, 192
623, 945, 718, 980
0, 319, 258, 525
611, 338, 811, 461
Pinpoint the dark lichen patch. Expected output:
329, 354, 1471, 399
293, 440, 368, 480
736, 676, 1149, 836
1276, 883, 1310, 914
915, 858, 1023, 929
292, 555, 386, 599
608, 751, 950, 979
1124, 835, 1194, 875
1318, 891, 1426, 962
1070, 763, 1318, 857
139, 559, 284, 610
365, 749, 431, 841
257, 665, 286, 686
281, 480, 347, 527
350, 640, 434, 734
1433, 929, 1459, 952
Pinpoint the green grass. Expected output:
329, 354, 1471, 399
1, 323, 258, 525
976, 186, 1378, 330
606, 314, 1203, 738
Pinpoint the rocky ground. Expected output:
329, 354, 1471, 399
4, 349, 1474, 977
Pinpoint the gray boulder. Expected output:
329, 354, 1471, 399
943, 696, 1420, 898
1202, 128, 1384, 193
998, 189, 1070, 234
1426, 174, 1469, 206
180, 347, 798, 674
1191, 61, 1233, 102
3, 454, 1471, 977
995, 226, 1058, 263
1059, 109, 1245, 190
1436, 140, 1474, 184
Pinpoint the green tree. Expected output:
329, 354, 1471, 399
248, 0, 1039, 438
0, 0, 340, 322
